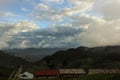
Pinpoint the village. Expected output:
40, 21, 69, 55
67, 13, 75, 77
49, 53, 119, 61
10, 68, 120, 80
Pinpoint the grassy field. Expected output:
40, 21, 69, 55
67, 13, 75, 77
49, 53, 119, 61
32, 74, 120, 80
1, 74, 120, 80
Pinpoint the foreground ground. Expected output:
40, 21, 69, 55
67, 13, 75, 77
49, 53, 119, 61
33, 74, 120, 80
1, 74, 120, 80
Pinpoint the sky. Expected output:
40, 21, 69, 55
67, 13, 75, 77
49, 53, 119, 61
0, 0, 120, 49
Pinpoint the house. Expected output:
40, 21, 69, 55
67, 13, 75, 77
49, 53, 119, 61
34, 70, 59, 78
59, 69, 85, 77
18, 72, 34, 79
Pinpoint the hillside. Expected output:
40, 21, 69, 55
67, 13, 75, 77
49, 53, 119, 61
0, 50, 31, 68
36, 46, 120, 69
0, 50, 33, 79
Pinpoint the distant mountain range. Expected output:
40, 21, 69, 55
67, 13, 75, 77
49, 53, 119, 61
4, 48, 66, 62
36, 46, 120, 69
1, 46, 120, 70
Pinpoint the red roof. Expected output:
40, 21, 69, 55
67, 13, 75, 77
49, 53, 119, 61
34, 70, 59, 76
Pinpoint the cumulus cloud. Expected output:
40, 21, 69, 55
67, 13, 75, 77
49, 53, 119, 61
30, 0, 95, 21
10, 25, 82, 48
56, 0, 120, 47
30, 3, 63, 21
71, 19, 120, 47
0, 21, 39, 49
70, 0, 120, 47
93, 0, 120, 20
1, 0, 120, 49
15, 21, 39, 32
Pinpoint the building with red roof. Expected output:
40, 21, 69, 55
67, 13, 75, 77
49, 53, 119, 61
34, 70, 59, 78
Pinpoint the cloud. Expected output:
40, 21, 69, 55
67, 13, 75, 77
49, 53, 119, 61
68, 0, 120, 47
70, 13, 100, 27
42, 0, 64, 3
30, 3, 63, 21
71, 19, 120, 47
0, 21, 39, 49
64, 0, 95, 16
21, 8, 28, 12
1, 0, 120, 49
15, 21, 39, 32
9, 25, 82, 48
0, 42, 9, 49
0, 11, 20, 18
0, 0, 15, 6
17, 40, 30, 49
93, 0, 120, 20
35, 3, 49, 11
30, 0, 95, 21
55, 0, 120, 48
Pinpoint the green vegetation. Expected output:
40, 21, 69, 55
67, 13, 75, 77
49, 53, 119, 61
32, 74, 120, 80
1, 74, 120, 80
33, 78, 80, 80
82, 74, 120, 80
0, 67, 13, 80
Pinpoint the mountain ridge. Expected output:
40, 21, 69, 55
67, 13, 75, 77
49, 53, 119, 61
0, 50, 31, 69
36, 46, 120, 69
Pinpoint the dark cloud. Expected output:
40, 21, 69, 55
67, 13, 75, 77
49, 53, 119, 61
8, 26, 82, 48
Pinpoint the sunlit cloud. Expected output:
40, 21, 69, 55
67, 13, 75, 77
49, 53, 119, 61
0, 0, 120, 49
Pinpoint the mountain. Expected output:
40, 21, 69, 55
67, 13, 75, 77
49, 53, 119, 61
0, 50, 31, 69
36, 46, 120, 69
5, 48, 66, 62
0, 50, 34, 80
